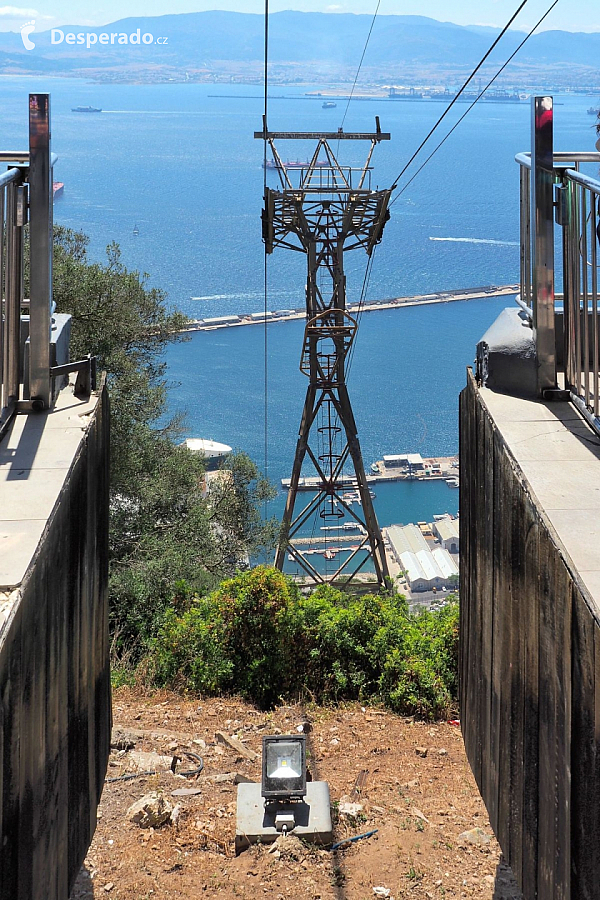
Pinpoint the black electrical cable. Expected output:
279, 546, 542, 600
391, 0, 560, 206
389, 0, 533, 193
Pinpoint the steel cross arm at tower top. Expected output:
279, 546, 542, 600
255, 115, 390, 142
254, 130, 391, 141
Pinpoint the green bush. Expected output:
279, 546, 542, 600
150, 566, 300, 707
148, 566, 459, 718
150, 596, 232, 694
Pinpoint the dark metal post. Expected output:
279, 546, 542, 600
531, 96, 557, 395
28, 93, 52, 409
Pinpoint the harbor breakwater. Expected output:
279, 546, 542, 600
180, 284, 519, 332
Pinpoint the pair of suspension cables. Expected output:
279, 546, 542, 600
261, 0, 561, 490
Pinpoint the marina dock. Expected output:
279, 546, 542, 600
181, 284, 518, 333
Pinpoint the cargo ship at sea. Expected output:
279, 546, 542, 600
389, 88, 523, 103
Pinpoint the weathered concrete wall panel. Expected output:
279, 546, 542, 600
0, 386, 110, 900
460, 369, 600, 900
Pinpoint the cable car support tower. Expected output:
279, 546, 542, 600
256, 118, 393, 587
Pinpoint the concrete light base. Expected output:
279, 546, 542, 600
235, 781, 333, 854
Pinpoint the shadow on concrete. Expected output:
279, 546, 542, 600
69, 865, 95, 899
493, 858, 524, 900
4, 410, 46, 479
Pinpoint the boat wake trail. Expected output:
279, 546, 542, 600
190, 291, 290, 301
429, 237, 519, 246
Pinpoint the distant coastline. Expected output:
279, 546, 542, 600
180, 284, 519, 333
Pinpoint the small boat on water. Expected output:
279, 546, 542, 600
133, 224, 140, 235
72, 106, 102, 113
322, 101, 337, 109
342, 521, 363, 531
323, 549, 337, 560
181, 438, 232, 470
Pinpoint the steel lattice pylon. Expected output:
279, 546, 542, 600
255, 119, 392, 586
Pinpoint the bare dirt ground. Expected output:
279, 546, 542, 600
71, 688, 523, 900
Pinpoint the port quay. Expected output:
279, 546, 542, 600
281, 453, 459, 490
180, 283, 519, 332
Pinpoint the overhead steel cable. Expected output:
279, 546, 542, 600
262, 0, 269, 514
346, 249, 376, 379
390, 0, 560, 206
389, 0, 532, 193
347, 0, 556, 377
339, 0, 382, 133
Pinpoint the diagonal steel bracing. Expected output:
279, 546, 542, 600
255, 119, 392, 586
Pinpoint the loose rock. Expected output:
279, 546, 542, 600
338, 800, 364, 819
415, 746, 428, 758
458, 826, 491, 846
127, 792, 173, 828
127, 750, 173, 774
110, 728, 140, 751
411, 807, 430, 824
215, 731, 258, 761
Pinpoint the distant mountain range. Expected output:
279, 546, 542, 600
0, 11, 599, 76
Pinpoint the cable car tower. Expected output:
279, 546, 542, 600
256, 117, 392, 587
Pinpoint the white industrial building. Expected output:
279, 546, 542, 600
433, 517, 460, 553
387, 523, 459, 592
383, 453, 425, 472
387, 523, 429, 554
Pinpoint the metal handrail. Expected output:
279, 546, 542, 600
560, 165, 600, 429
515, 100, 600, 433
515, 151, 600, 169
1, 93, 56, 441
0, 168, 23, 189
563, 167, 600, 194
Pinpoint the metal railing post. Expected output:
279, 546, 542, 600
28, 92, 52, 410
4, 180, 23, 408
531, 96, 557, 395
519, 164, 531, 308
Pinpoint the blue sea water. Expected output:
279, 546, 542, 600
1, 77, 598, 540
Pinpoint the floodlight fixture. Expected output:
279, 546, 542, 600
236, 732, 331, 851
261, 734, 307, 801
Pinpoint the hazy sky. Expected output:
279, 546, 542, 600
0, 0, 597, 33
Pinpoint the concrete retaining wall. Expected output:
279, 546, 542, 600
0, 386, 111, 900
459, 368, 600, 900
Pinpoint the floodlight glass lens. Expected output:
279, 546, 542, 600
266, 741, 302, 779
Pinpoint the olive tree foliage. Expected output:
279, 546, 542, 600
50, 226, 277, 649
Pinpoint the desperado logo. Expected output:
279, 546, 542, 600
20, 20, 36, 50
51, 28, 159, 49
